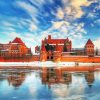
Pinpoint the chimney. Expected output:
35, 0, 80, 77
48, 35, 51, 40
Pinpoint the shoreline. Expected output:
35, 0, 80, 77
0, 61, 100, 67
0, 65, 100, 72
0, 56, 100, 63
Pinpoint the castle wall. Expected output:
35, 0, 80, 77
53, 51, 61, 62
61, 56, 100, 63
40, 51, 47, 61
0, 55, 39, 62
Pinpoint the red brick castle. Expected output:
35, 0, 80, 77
36, 35, 94, 61
0, 35, 95, 62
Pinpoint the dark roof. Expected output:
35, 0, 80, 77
85, 39, 94, 46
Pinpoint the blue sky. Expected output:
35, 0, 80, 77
0, 0, 100, 53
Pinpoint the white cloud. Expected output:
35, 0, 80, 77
5, 32, 21, 39
56, 0, 93, 20
29, 0, 53, 8
17, 19, 30, 27
17, 1, 38, 24
17, 1, 37, 16
87, 12, 96, 19
95, 19, 100, 26
17, 0, 54, 22
56, 7, 64, 19
45, 20, 86, 39
29, 0, 45, 7
17, 1, 45, 32
2, 21, 14, 27
93, 38, 100, 49
51, 21, 70, 29
29, 22, 38, 32
1, 18, 37, 32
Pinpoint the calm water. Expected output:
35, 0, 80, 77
0, 67, 100, 100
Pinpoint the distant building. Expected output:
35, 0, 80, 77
35, 46, 40, 53
0, 37, 32, 57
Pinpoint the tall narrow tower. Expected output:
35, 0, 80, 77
53, 44, 61, 62
85, 39, 94, 56
40, 43, 47, 61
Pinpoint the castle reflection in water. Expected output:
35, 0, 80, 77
0, 70, 26, 87
41, 67, 95, 88
0, 67, 95, 88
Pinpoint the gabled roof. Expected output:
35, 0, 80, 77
85, 39, 94, 46
12, 37, 25, 46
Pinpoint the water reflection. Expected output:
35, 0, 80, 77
0, 67, 100, 100
85, 72, 95, 87
41, 67, 72, 87
7, 72, 25, 87
41, 67, 95, 87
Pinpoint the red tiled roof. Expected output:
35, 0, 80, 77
12, 37, 25, 46
85, 39, 94, 46
46, 38, 71, 44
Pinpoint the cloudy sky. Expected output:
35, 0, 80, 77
0, 0, 100, 53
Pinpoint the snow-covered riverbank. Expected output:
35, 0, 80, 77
0, 61, 100, 67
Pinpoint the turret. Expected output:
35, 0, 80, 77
53, 44, 61, 62
85, 39, 94, 56
40, 43, 47, 61
48, 35, 51, 40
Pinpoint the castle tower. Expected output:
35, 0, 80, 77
63, 42, 67, 52
40, 43, 47, 61
53, 44, 61, 62
85, 39, 94, 56
48, 35, 51, 40
65, 38, 72, 52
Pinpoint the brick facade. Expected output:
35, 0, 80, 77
85, 39, 94, 56
39, 35, 95, 61
0, 37, 32, 58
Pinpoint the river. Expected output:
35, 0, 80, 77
0, 67, 100, 100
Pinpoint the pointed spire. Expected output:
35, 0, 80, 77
66, 37, 69, 42
85, 39, 94, 46
9, 41, 11, 44
41, 44, 46, 51
48, 35, 51, 40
